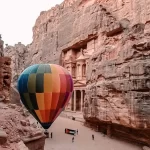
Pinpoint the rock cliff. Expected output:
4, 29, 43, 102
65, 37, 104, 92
0, 57, 11, 103
0, 103, 46, 150
1, 38, 46, 150
84, 21, 150, 145
0, 36, 11, 103
4, 0, 150, 145
4, 42, 29, 87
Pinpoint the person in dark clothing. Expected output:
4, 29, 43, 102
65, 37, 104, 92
92, 134, 94, 140
51, 132, 53, 138
72, 137, 74, 142
76, 129, 78, 135
103, 130, 106, 137
44, 129, 49, 138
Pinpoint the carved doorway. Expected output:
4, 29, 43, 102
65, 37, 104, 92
71, 92, 74, 111
82, 90, 85, 110
76, 90, 81, 111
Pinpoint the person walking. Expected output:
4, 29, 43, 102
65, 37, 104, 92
72, 137, 74, 142
51, 132, 53, 138
92, 134, 94, 140
76, 129, 78, 135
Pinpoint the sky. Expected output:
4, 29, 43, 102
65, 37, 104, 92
0, 0, 64, 46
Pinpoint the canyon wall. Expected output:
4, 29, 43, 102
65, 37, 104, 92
4, 0, 150, 145
0, 57, 11, 103
4, 42, 29, 87
0, 36, 11, 103
97, 0, 150, 25
1, 38, 46, 150
84, 18, 150, 145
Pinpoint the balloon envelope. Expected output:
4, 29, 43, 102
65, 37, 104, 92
17, 64, 73, 129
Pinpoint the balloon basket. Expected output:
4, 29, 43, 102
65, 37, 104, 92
44, 131, 49, 138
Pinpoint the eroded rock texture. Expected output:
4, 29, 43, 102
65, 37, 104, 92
31, 0, 150, 145
97, 0, 150, 25
4, 0, 150, 145
0, 103, 46, 150
0, 36, 11, 103
0, 57, 11, 103
84, 23, 150, 145
4, 42, 29, 87
1, 38, 46, 150
0, 35, 4, 57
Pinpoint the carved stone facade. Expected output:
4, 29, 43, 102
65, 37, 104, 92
62, 39, 95, 112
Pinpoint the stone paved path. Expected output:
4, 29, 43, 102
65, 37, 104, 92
44, 117, 141, 150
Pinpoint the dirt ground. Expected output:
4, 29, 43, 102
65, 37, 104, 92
44, 117, 141, 150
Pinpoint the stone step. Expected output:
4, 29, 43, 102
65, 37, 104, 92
17, 141, 29, 150
0, 129, 7, 145
143, 146, 150, 150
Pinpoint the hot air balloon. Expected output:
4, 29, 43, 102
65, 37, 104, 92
17, 64, 73, 134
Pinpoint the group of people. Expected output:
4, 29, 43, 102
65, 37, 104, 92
72, 129, 95, 142
37, 121, 95, 141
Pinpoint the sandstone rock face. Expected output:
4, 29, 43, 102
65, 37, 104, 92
1, 38, 46, 150
27, 0, 110, 65
4, 0, 150, 145
84, 27, 150, 144
4, 43, 29, 106
0, 35, 4, 57
23, 136, 45, 150
30, 0, 150, 145
4, 43, 29, 87
84, 24, 150, 127
0, 103, 45, 150
0, 57, 11, 103
10, 86, 21, 106
17, 141, 29, 150
97, 0, 150, 25
143, 146, 150, 150
0, 129, 7, 145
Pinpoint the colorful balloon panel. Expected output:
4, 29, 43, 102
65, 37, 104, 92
17, 64, 73, 129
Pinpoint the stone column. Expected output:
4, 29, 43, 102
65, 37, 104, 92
80, 61, 84, 79
107, 124, 112, 137
74, 90, 76, 111
76, 64, 79, 79
80, 63, 82, 79
71, 94, 74, 111
78, 63, 82, 80
81, 90, 83, 112
85, 59, 88, 72
68, 96, 72, 111
77, 62, 84, 80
